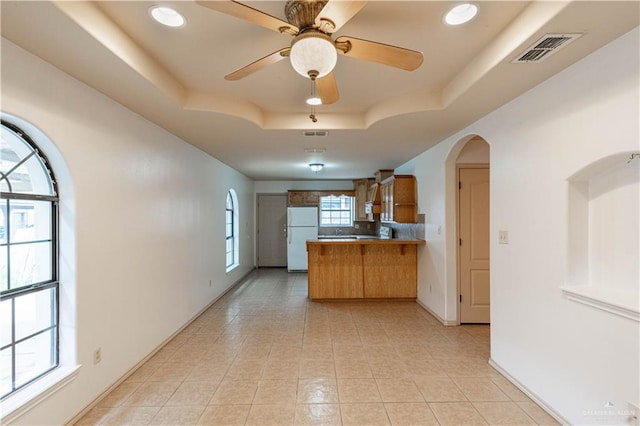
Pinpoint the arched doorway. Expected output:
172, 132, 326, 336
456, 137, 490, 323
444, 135, 490, 324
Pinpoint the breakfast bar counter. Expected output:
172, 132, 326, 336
306, 238, 425, 300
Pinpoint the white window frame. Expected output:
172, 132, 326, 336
319, 194, 355, 227
0, 116, 79, 424
225, 189, 239, 272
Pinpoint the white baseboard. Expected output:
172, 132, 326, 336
416, 298, 458, 326
488, 358, 569, 425
65, 268, 257, 426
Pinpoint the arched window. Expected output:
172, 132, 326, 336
0, 120, 59, 399
225, 190, 239, 271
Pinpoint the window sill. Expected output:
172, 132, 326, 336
226, 264, 239, 273
1, 364, 81, 424
561, 285, 639, 322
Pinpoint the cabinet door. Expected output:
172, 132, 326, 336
380, 184, 387, 221
363, 245, 417, 298
380, 181, 394, 222
387, 181, 394, 222
289, 191, 304, 205
308, 245, 364, 299
304, 191, 319, 205
354, 179, 369, 221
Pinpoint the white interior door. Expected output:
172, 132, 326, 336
257, 194, 287, 267
459, 167, 490, 323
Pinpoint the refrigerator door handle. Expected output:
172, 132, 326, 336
288, 227, 292, 244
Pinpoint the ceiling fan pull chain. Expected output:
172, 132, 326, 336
309, 78, 318, 123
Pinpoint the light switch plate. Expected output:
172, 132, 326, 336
499, 230, 509, 244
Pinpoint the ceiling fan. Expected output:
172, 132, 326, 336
196, 0, 424, 106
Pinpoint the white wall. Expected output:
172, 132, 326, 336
456, 137, 490, 164
1, 39, 255, 425
398, 27, 639, 424
254, 180, 354, 194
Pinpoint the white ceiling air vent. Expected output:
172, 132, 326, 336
303, 130, 329, 137
304, 148, 326, 153
512, 33, 583, 63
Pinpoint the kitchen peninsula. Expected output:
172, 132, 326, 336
306, 237, 425, 300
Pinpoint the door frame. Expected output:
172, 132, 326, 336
456, 163, 490, 324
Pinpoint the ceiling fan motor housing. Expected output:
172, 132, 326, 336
284, 0, 329, 31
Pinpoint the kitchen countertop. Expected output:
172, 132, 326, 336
307, 237, 425, 245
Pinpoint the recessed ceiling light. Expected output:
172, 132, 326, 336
306, 96, 322, 106
444, 3, 478, 26
149, 6, 185, 28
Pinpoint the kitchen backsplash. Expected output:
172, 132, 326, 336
317, 222, 377, 236
318, 214, 426, 240
377, 213, 426, 240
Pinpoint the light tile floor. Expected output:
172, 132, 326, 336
76, 268, 559, 425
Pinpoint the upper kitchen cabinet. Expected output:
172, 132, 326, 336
288, 190, 320, 206
363, 170, 393, 222
380, 175, 417, 223
353, 179, 373, 221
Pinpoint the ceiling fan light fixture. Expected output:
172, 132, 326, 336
290, 31, 337, 79
444, 3, 478, 26
306, 96, 322, 106
309, 163, 324, 172
149, 6, 185, 28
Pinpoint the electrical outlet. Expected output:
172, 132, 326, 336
498, 230, 509, 244
354, 224, 359, 229
93, 348, 102, 365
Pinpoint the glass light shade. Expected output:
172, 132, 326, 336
444, 3, 478, 25
309, 163, 324, 172
290, 32, 337, 78
306, 97, 322, 106
149, 6, 185, 28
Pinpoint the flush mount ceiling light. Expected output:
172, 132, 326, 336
309, 163, 324, 172
444, 3, 478, 26
290, 31, 338, 80
149, 6, 185, 28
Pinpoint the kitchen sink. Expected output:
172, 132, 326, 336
317, 235, 357, 240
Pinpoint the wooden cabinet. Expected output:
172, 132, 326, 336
307, 244, 364, 299
353, 179, 372, 221
288, 190, 319, 206
289, 190, 355, 206
363, 244, 417, 298
380, 175, 417, 223
364, 183, 381, 222
307, 240, 423, 300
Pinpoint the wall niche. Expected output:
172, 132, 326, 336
563, 151, 639, 321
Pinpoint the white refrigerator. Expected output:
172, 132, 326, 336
287, 206, 318, 271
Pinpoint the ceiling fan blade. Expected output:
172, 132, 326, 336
336, 36, 423, 71
316, 73, 339, 105
196, 1, 299, 35
225, 48, 290, 81
315, 1, 367, 33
